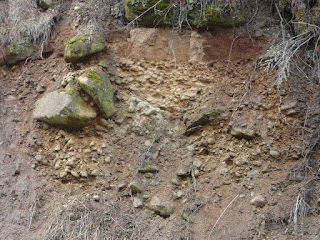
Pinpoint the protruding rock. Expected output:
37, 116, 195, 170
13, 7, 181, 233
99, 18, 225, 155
4, 37, 34, 65
64, 34, 106, 63
231, 127, 256, 140
33, 91, 97, 128
147, 195, 174, 217
78, 67, 116, 119
250, 195, 267, 207
184, 105, 229, 136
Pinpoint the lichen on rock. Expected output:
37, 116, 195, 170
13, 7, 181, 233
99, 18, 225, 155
4, 37, 34, 65
78, 67, 116, 119
64, 34, 106, 63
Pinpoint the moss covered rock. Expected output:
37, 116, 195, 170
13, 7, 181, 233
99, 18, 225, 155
33, 90, 97, 129
64, 34, 106, 63
78, 67, 116, 119
4, 37, 34, 65
125, 0, 171, 26
39, 0, 52, 9
196, 6, 246, 27
125, 0, 246, 28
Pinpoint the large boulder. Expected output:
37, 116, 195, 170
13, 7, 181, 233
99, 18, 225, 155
64, 34, 106, 63
33, 90, 97, 128
78, 67, 116, 119
4, 37, 34, 65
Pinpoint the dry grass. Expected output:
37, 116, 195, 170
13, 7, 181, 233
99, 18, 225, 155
42, 200, 141, 240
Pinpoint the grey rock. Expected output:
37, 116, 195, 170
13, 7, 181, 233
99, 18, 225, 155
133, 197, 143, 208
33, 91, 96, 129
231, 127, 256, 140
250, 195, 267, 207
147, 195, 174, 217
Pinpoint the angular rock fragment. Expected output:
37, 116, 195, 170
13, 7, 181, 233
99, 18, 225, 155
33, 90, 97, 128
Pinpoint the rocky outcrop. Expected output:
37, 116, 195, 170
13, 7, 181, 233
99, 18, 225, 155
125, 0, 246, 28
33, 90, 97, 128
78, 67, 116, 119
64, 34, 106, 63
4, 37, 34, 65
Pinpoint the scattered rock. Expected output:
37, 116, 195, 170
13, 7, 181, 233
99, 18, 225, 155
138, 165, 159, 173
147, 195, 174, 217
33, 91, 97, 128
128, 181, 144, 194
133, 197, 143, 208
247, 170, 260, 179
93, 194, 100, 202
270, 150, 280, 158
231, 127, 256, 140
250, 195, 267, 207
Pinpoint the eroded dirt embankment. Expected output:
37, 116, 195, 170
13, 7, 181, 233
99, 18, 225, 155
0, 13, 319, 240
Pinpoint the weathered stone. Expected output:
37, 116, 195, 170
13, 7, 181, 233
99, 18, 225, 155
78, 67, 116, 119
138, 165, 159, 173
270, 150, 280, 158
231, 127, 256, 140
33, 91, 97, 128
147, 195, 174, 217
184, 105, 228, 136
64, 34, 106, 63
250, 195, 267, 207
133, 197, 143, 208
39, 0, 52, 9
128, 181, 144, 194
4, 37, 34, 65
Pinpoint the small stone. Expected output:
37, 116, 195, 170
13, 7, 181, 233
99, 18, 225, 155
133, 197, 143, 208
80, 169, 88, 178
90, 169, 101, 177
247, 170, 260, 179
231, 127, 256, 140
93, 195, 100, 202
171, 178, 182, 186
207, 138, 215, 144
176, 191, 184, 199
138, 165, 159, 173
192, 159, 202, 168
59, 170, 68, 178
70, 170, 79, 178
66, 158, 76, 168
147, 195, 174, 217
270, 150, 280, 157
176, 168, 190, 177
128, 181, 144, 194
54, 144, 61, 151
104, 156, 111, 163
250, 195, 267, 207
219, 168, 229, 175
118, 183, 127, 192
